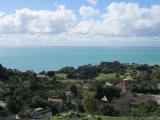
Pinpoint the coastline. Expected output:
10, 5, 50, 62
0, 47, 160, 72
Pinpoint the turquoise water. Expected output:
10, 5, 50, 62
0, 47, 160, 72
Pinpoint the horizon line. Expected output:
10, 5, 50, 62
0, 45, 160, 48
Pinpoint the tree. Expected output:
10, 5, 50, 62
13, 86, 26, 97
30, 96, 48, 108
103, 86, 120, 102
113, 92, 133, 115
152, 67, 160, 80
110, 72, 120, 85
47, 71, 55, 77
21, 70, 36, 81
50, 105, 58, 115
100, 104, 118, 116
136, 64, 150, 71
30, 79, 42, 91
82, 92, 97, 113
128, 79, 160, 94
7, 97, 22, 114
0, 64, 9, 80
98, 62, 125, 74
67, 72, 77, 79
90, 80, 105, 91
70, 85, 78, 96
39, 70, 46, 75
58, 67, 76, 74
95, 85, 104, 100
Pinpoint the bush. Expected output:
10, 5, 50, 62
103, 86, 121, 102
100, 104, 119, 116
7, 97, 22, 114
70, 85, 78, 96
128, 79, 160, 94
30, 96, 48, 108
47, 71, 55, 77
82, 92, 98, 113
0, 64, 9, 80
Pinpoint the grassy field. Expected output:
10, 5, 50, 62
56, 73, 68, 80
95, 73, 116, 81
51, 115, 160, 120
51, 112, 160, 120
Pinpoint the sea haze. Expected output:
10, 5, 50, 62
0, 46, 160, 72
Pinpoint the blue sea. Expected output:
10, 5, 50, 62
0, 47, 160, 72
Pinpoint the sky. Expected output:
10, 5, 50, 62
0, 0, 160, 46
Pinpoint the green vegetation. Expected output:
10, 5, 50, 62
82, 92, 97, 113
56, 73, 68, 80
51, 113, 160, 120
95, 73, 116, 81
0, 61, 160, 119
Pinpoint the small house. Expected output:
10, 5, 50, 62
37, 75, 49, 79
48, 98, 63, 105
115, 82, 127, 91
37, 74, 54, 81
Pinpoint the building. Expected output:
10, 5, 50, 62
37, 74, 55, 81
48, 98, 63, 105
37, 74, 49, 79
115, 82, 127, 90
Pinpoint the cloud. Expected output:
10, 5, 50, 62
79, 6, 99, 18
99, 2, 160, 37
86, 0, 98, 5
0, 2, 160, 46
74, 20, 94, 34
0, 5, 75, 34
79, 2, 160, 37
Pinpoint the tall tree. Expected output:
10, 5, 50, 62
82, 92, 97, 113
7, 98, 22, 114
70, 85, 78, 96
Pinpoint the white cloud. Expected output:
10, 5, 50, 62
0, 5, 75, 34
79, 6, 99, 18
0, 3, 160, 46
89, 2, 160, 37
74, 20, 94, 34
86, 0, 98, 5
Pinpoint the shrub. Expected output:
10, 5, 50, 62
100, 104, 119, 116
30, 96, 48, 108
